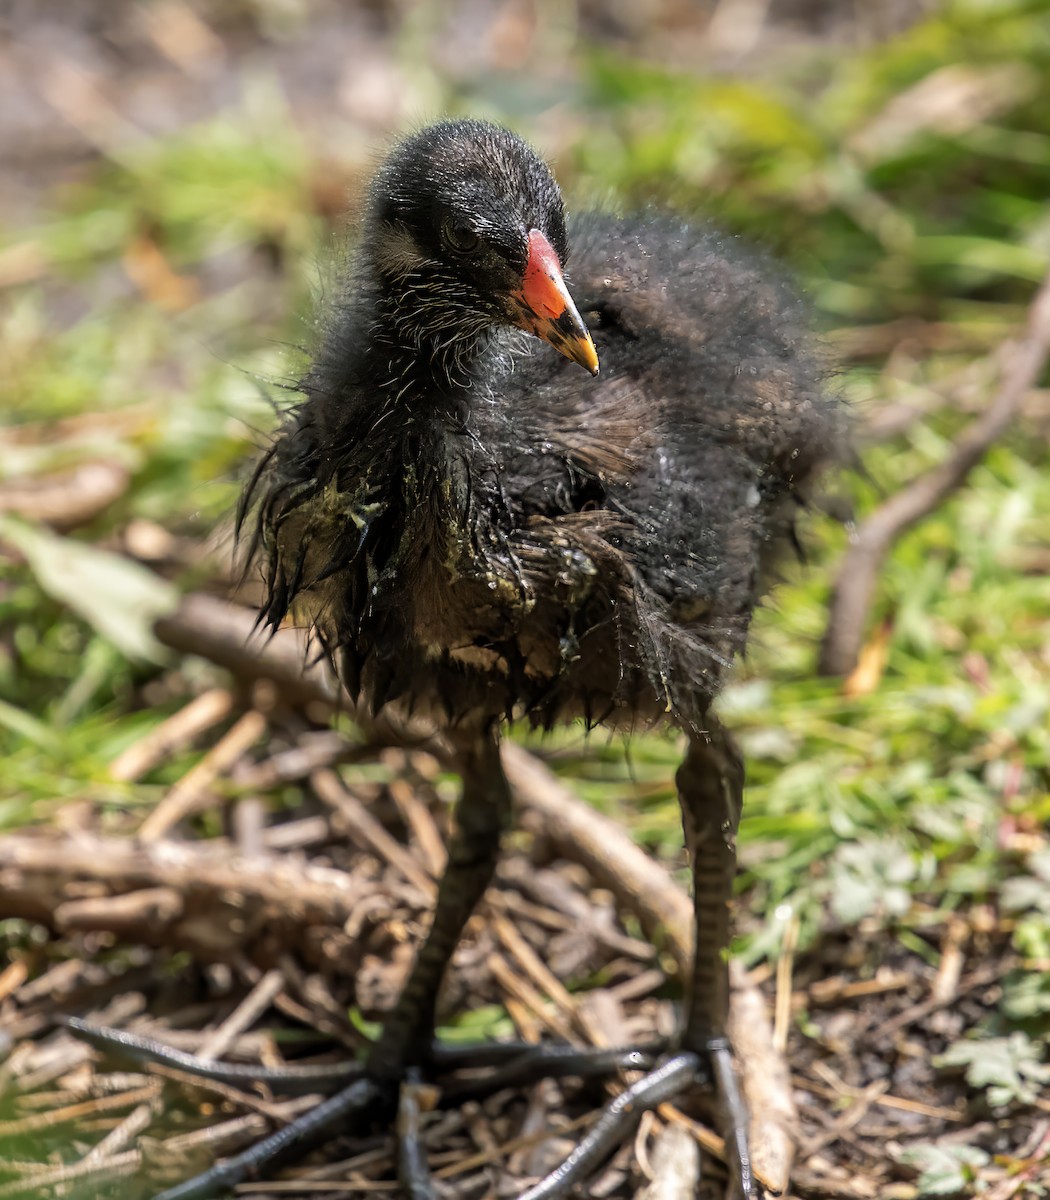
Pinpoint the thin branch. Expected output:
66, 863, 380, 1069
137, 708, 268, 841
820, 263, 1050, 676
0, 831, 386, 963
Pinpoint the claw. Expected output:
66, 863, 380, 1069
709, 1038, 754, 1198
64, 1016, 669, 1200
441, 1041, 665, 1102
398, 1069, 439, 1200
516, 1051, 704, 1200
513, 1041, 756, 1200
150, 1077, 389, 1200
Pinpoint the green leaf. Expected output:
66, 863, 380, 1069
0, 517, 177, 662
1001, 971, 1050, 1022
0, 697, 59, 749
1001, 875, 1050, 915
897, 1141, 990, 1197
826, 838, 917, 924
436, 1005, 516, 1044
937, 1031, 1050, 1106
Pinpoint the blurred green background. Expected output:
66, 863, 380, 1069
0, 1, 1049, 1189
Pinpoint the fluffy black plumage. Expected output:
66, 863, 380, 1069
242, 119, 840, 734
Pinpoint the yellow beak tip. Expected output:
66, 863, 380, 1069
575, 336, 600, 377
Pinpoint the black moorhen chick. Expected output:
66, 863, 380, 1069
173, 120, 840, 1199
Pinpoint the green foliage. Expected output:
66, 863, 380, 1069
436, 1005, 517, 1044
936, 1031, 1050, 1108
42, 86, 311, 276
564, 0, 1050, 325
1001, 969, 1050, 1023
0, 517, 177, 661
896, 1140, 991, 1197
1002, 847, 1050, 967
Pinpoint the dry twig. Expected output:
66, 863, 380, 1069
638, 1121, 701, 1200
310, 768, 435, 899
0, 461, 130, 531
0, 833, 386, 964
195, 967, 285, 1060
819, 262, 1050, 676
138, 708, 268, 840
109, 688, 236, 782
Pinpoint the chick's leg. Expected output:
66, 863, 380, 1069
368, 724, 511, 1079
98, 726, 678, 1200
514, 716, 753, 1200
144, 727, 512, 1200
677, 718, 752, 1198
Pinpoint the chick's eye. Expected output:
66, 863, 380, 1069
443, 221, 480, 255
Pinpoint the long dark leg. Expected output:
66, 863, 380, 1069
146, 722, 751, 1200
677, 717, 752, 1198
137, 727, 510, 1200
514, 717, 753, 1200
368, 724, 511, 1080
67, 724, 656, 1200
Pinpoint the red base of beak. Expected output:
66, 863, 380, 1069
508, 229, 599, 376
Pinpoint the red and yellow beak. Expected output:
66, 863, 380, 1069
506, 229, 599, 377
